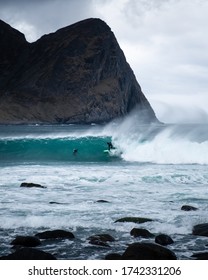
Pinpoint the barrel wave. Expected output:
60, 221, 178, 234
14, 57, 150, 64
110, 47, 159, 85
0, 136, 117, 163
1, 123, 208, 164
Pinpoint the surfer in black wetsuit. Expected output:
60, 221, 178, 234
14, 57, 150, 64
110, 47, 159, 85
107, 142, 114, 151
73, 149, 78, 155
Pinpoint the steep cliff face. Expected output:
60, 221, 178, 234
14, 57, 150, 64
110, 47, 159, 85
0, 18, 158, 124
0, 20, 28, 85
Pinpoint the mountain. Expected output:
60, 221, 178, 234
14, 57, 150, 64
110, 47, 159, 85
0, 18, 158, 124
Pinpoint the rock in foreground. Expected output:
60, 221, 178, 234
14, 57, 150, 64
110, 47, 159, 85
0, 248, 56, 260
88, 234, 115, 247
11, 236, 41, 247
130, 228, 155, 238
155, 234, 174, 246
122, 242, 177, 260
35, 230, 75, 239
192, 223, 208, 237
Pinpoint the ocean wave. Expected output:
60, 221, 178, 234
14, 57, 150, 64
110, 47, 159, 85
0, 136, 119, 163
109, 121, 208, 164
1, 122, 208, 164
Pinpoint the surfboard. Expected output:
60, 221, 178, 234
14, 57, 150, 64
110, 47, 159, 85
104, 148, 120, 157
103, 149, 118, 156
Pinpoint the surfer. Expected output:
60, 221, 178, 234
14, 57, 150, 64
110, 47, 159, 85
73, 149, 78, 155
107, 142, 114, 151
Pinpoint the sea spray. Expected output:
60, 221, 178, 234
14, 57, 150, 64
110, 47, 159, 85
107, 114, 208, 164
116, 126, 208, 164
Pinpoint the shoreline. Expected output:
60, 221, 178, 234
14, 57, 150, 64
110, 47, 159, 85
0, 203, 208, 260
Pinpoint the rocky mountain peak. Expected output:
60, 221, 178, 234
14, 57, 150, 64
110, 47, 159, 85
0, 18, 158, 124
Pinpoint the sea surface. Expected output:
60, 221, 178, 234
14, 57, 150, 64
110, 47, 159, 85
0, 118, 208, 259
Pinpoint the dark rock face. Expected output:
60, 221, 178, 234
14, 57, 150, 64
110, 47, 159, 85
11, 235, 41, 247
181, 205, 198, 211
130, 228, 154, 238
0, 18, 157, 124
88, 234, 115, 247
115, 217, 153, 224
192, 223, 208, 237
191, 252, 208, 260
0, 20, 28, 85
35, 229, 75, 239
155, 234, 174, 246
105, 253, 122, 260
0, 247, 56, 260
122, 242, 177, 260
96, 200, 110, 203
20, 182, 46, 189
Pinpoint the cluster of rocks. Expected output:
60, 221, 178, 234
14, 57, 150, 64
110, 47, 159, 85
0, 202, 208, 260
1, 183, 207, 260
0, 228, 176, 260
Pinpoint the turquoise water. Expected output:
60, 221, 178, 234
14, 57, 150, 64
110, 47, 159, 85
0, 135, 114, 163
0, 121, 208, 259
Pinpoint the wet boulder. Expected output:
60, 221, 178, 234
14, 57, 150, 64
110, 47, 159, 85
88, 234, 115, 247
192, 223, 208, 237
35, 229, 75, 239
181, 205, 198, 211
130, 228, 154, 238
11, 236, 41, 247
20, 182, 46, 189
155, 234, 174, 246
115, 217, 153, 224
105, 253, 122, 260
0, 247, 56, 260
49, 201, 62, 205
96, 200, 110, 203
191, 252, 208, 260
122, 242, 177, 260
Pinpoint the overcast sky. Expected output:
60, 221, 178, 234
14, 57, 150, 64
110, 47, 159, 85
1, 0, 208, 123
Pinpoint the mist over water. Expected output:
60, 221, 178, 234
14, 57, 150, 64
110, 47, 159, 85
148, 93, 208, 124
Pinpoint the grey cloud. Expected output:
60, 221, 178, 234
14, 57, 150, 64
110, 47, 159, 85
0, 0, 95, 41
0, 0, 55, 5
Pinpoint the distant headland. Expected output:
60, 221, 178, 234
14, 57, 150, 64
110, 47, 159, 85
0, 18, 158, 124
